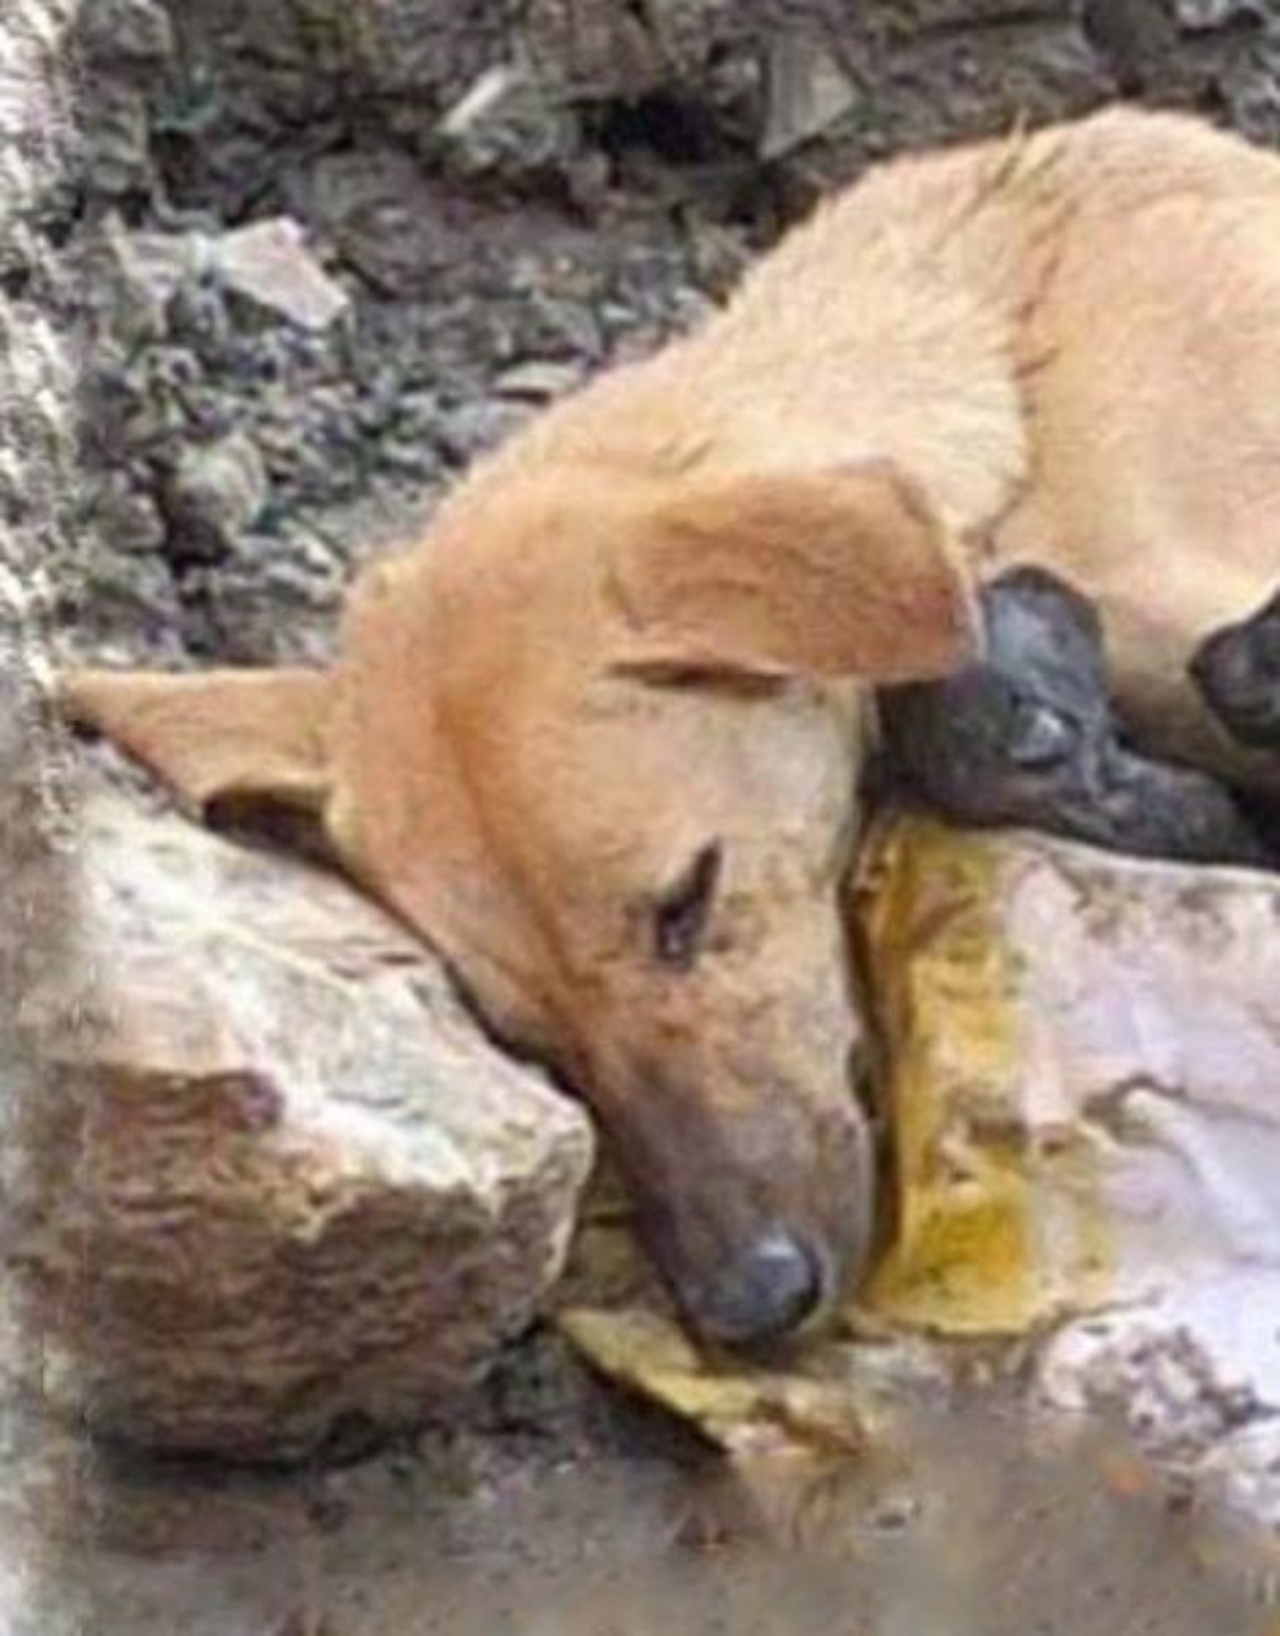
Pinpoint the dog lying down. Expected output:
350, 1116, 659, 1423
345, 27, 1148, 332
878, 569, 1278, 871
58, 107, 1280, 1350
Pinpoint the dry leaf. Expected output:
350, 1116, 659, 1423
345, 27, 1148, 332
556, 1306, 870, 1461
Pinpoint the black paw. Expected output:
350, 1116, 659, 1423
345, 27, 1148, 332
1190, 588, 1280, 750
879, 567, 1274, 870
878, 565, 1105, 820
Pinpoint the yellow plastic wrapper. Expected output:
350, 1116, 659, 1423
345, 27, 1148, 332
853, 815, 1112, 1335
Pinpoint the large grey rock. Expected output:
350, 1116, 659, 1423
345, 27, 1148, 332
0, 0, 80, 1038
13, 790, 595, 1462
0, 9, 93, 1634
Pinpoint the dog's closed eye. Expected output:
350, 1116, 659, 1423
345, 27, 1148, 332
652, 841, 723, 971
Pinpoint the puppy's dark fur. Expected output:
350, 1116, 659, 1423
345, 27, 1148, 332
879, 568, 1274, 870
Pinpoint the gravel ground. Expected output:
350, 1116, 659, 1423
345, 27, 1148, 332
60, 0, 1280, 669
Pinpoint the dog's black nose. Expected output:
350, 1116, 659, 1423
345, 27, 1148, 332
697, 1228, 826, 1347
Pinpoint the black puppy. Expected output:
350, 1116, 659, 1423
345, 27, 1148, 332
1190, 587, 1280, 751
876, 566, 1274, 871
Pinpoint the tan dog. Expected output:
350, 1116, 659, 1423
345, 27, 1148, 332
61, 107, 1280, 1347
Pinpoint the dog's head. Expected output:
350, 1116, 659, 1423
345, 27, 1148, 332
61, 457, 977, 1346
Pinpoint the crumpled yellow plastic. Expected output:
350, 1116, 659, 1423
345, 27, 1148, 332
856, 814, 1054, 1332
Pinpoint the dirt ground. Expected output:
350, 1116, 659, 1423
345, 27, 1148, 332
19, 0, 1280, 1629
6, 1292, 1280, 1635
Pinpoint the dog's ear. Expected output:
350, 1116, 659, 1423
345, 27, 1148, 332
608, 459, 979, 684
55, 667, 336, 820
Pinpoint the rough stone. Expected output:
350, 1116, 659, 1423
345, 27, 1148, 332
85, 473, 167, 558
494, 358, 586, 400
240, 0, 514, 102
226, 0, 754, 110
437, 61, 581, 177
12, 790, 595, 1462
81, 80, 152, 198
179, 525, 348, 664
759, 33, 860, 160
522, 0, 754, 103
0, 9, 91, 1631
78, 222, 208, 350
165, 431, 269, 562
59, 543, 188, 667
78, 0, 174, 69
211, 218, 350, 333
287, 148, 587, 301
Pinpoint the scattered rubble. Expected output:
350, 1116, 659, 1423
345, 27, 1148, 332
759, 34, 860, 161
63, 0, 1280, 679
210, 217, 351, 333
437, 61, 581, 178
78, 0, 174, 69
165, 430, 269, 561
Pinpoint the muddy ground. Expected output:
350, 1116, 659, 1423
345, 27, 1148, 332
19, 0, 1280, 1629
8, 1309, 1280, 1635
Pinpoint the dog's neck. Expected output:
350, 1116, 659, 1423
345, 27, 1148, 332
679, 134, 1073, 545
485, 125, 1076, 564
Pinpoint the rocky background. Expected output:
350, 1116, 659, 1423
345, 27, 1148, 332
0, 0, 80, 1397
61, 0, 1280, 669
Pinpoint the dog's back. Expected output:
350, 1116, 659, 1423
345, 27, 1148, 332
484, 108, 1280, 796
